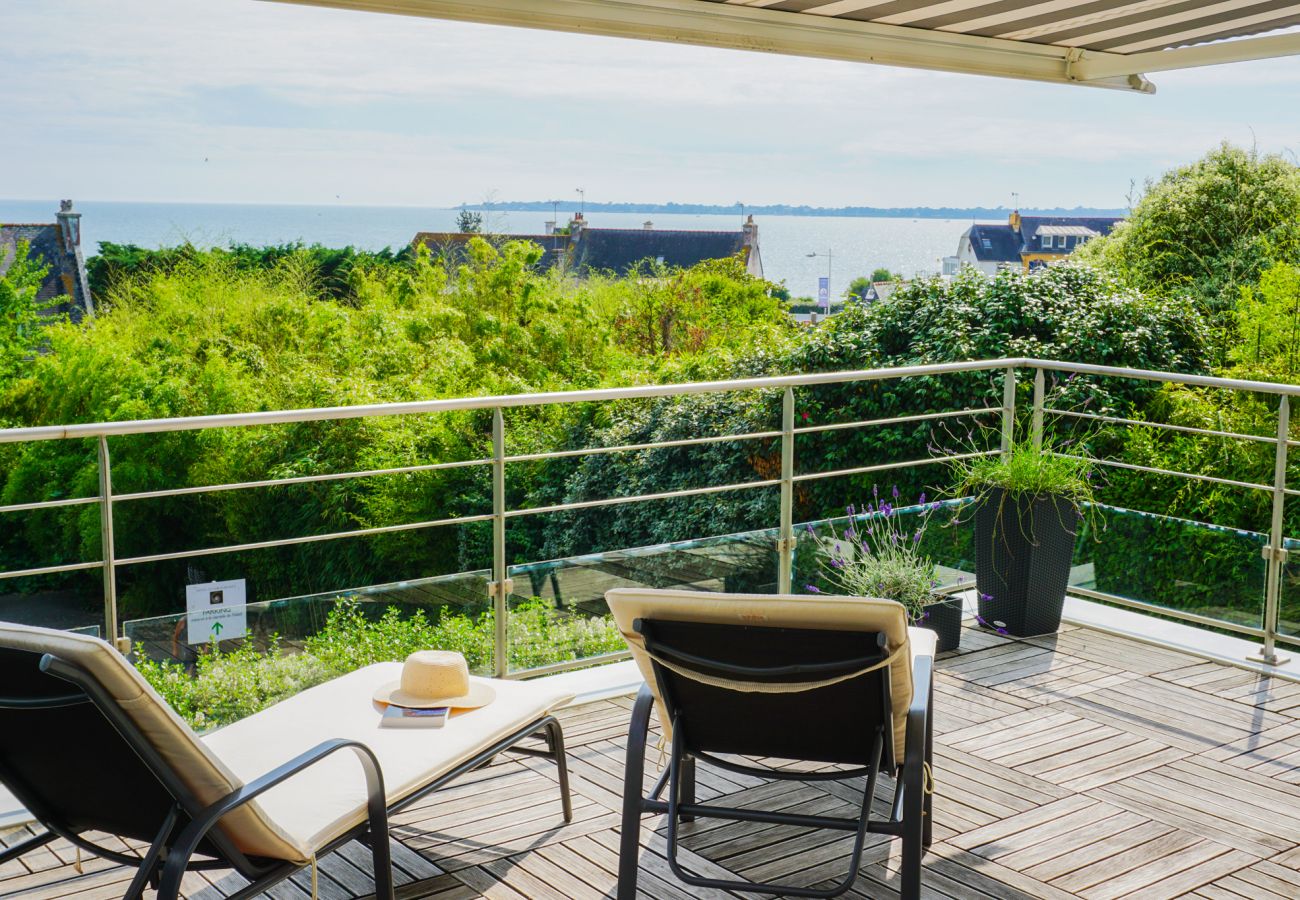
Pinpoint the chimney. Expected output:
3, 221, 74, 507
569, 211, 586, 236
1008, 209, 1021, 233
57, 199, 81, 248
544, 220, 556, 235
742, 214, 758, 247
643, 220, 653, 230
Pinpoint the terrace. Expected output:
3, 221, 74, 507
9, 2, 1300, 897
7, 621, 1300, 899
5, 358, 1300, 898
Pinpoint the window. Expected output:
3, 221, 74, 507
981, 238, 992, 250
1041, 234, 1054, 249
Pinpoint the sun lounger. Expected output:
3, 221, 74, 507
0, 623, 573, 900
606, 588, 936, 899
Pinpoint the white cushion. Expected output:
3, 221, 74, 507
202, 663, 574, 853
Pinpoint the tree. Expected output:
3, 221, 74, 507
1233, 263, 1300, 379
1080, 143, 1300, 333
0, 240, 62, 381
456, 209, 484, 234
545, 264, 1208, 559
870, 267, 900, 283
846, 276, 874, 301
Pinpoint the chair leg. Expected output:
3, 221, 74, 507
618, 686, 654, 900
900, 757, 925, 900
544, 718, 574, 823
923, 672, 934, 850
678, 754, 696, 824
123, 805, 181, 900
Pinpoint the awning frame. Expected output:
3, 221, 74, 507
268, 0, 1300, 94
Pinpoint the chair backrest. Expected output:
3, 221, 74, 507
0, 623, 309, 866
606, 589, 915, 765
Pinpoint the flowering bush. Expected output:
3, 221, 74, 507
807, 487, 942, 621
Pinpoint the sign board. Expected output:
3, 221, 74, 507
185, 579, 247, 644
818, 276, 830, 310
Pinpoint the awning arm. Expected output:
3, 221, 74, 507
1073, 31, 1300, 82
268, 0, 1157, 94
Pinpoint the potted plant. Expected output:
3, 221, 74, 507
807, 489, 962, 652
952, 438, 1094, 637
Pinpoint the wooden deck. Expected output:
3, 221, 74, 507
8, 621, 1300, 899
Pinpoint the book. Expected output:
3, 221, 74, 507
380, 705, 450, 728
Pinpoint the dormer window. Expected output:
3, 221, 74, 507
981, 238, 992, 250
1042, 235, 1054, 249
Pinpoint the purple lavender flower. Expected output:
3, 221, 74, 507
805, 584, 822, 594
919, 492, 927, 505
892, 485, 900, 500
881, 503, 893, 517
913, 530, 923, 543
804, 522, 815, 534
847, 504, 856, 517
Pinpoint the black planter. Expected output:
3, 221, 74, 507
918, 595, 962, 652
974, 488, 1078, 637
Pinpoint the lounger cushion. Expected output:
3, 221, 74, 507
605, 589, 933, 760
204, 663, 574, 854
0, 624, 308, 864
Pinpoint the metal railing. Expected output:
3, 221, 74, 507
1, 356, 1296, 671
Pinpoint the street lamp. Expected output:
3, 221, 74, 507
807, 250, 833, 311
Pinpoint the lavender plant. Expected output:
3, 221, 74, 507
807, 486, 943, 622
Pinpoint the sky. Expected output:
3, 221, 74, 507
2, 0, 1299, 211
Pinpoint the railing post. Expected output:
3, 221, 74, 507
491, 408, 510, 678
96, 436, 121, 650
1032, 367, 1045, 450
1256, 395, 1291, 666
1001, 367, 1017, 453
778, 388, 795, 594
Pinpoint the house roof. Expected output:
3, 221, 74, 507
966, 224, 1022, 264
0, 222, 91, 322
275, 1, 1300, 94
963, 215, 1122, 263
1019, 216, 1121, 254
411, 226, 751, 276
570, 228, 747, 275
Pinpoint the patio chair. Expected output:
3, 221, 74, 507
607, 588, 935, 900
0, 623, 574, 900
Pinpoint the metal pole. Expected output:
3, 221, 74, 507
778, 388, 795, 594
491, 409, 510, 678
1032, 367, 1045, 449
1001, 367, 1016, 454
97, 436, 120, 649
1256, 395, 1291, 665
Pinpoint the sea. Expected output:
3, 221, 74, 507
0, 199, 978, 300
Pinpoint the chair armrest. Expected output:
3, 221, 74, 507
904, 648, 933, 775
160, 738, 388, 894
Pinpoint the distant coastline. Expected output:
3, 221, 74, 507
463, 201, 1128, 220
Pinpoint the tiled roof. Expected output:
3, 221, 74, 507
0, 222, 90, 322
570, 228, 747, 275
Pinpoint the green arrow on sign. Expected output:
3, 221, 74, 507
211, 621, 224, 635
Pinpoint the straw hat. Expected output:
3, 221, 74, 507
372, 650, 495, 710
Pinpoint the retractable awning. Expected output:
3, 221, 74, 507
269, 0, 1300, 94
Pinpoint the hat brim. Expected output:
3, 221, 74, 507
372, 678, 496, 710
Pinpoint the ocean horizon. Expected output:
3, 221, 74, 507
1, 198, 979, 300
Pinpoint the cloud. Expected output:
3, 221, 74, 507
3, 0, 1299, 208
